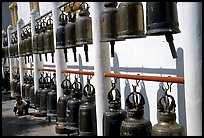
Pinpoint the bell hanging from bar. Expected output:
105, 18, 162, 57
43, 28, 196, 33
9, 36, 15, 58
64, 12, 77, 62
103, 81, 127, 136
33, 21, 40, 57
75, 3, 93, 62
146, 2, 181, 59
117, 2, 146, 39
25, 27, 32, 63
13, 34, 19, 58
37, 19, 46, 61
100, 2, 124, 57
56, 11, 68, 62
152, 93, 185, 136
44, 16, 55, 63
120, 86, 152, 136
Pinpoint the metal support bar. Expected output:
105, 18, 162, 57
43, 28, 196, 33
104, 72, 184, 84
62, 69, 94, 75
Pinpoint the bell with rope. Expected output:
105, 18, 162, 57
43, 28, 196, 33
120, 85, 152, 136
146, 2, 181, 58
75, 2, 93, 62
103, 80, 127, 136
117, 2, 145, 39
44, 16, 55, 63
152, 93, 185, 136
64, 11, 77, 62
78, 76, 97, 136
55, 74, 73, 134
56, 11, 68, 62
100, 2, 124, 57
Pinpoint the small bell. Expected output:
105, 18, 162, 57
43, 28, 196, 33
146, 2, 181, 58
120, 86, 152, 136
152, 94, 185, 136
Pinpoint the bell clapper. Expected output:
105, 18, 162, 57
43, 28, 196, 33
110, 41, 115, 57
72, 47, 77, 62
64, 49, 68, 62
84, 44, 89, 62
165, 34, 178, 59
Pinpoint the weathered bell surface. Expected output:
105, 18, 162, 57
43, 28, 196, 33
152, 94, 185, 136
32, 22, 40, 54
25, 75, 32, 101
29, 86, 35, 106
120, 91, 152, 136
44, 17, 55, 62
146, 2, 180, 35
100, 2, 119, 42
37, 20, 46, 54
75, 3, 92, 62
25, 29, 32, 56
117, 2, 146, 39
75, 7, 92, 46
146, 2, 181, 58
40, 73, 52, 114
100, 2, 124, 57
79, 82, 97, 136
67, 78, 83, 128
103, 82, 127, 136
64, 12, 78, 62
56, 11, 67, 49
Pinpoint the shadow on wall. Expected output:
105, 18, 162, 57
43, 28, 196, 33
112, 48, 186, 133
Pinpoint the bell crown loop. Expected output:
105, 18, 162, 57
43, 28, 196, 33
104, 2, 117, 8
107, 80, 121, 104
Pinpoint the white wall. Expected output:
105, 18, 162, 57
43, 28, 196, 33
14, 2, 202, 136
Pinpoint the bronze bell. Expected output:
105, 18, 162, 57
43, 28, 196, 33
117, 2, 146, 39
13, 35, 19, 58
75, 3, 93, 62
9, 36, 15, 58
146, 2, 181, 58
56, 11, 68, 62
37, 19, 46, 61
103, 81, 127, 136
25, 28, 32, 63
33, 21, 40, 55
120, 87, 152, 136
2, 31, 8, 63
152, 93, 185, 136
64, 12, 77, 62
78, 77, 97, 136
44, 16, 55, 63
100, 2, 124, 57
19, 30, 27, 63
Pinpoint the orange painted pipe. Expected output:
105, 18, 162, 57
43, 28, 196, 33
104, 72, 184, 84
37, 68, 56, 72
62, 69, 94, 75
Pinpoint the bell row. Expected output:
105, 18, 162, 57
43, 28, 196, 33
2, 2, 180, 63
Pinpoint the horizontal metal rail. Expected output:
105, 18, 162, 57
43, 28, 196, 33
104, 72, 184, 84
62, 69, 94, 75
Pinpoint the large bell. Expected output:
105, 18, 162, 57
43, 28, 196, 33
79, 78, 97, 136
56, 11, 68, 62
13, 35, 19, 58
152, 94, 185, 136
32, 21, 40, 55
100, 2, 125, 57
37, 19, 46, 61
103, 81, 127, 136
120, 87, 152, 136
44, 16, 55, 63
64, 12, 77, 62
25, 28, 32, 63
75, 3, 92, 62
117, 2, 145, 39
146, 2, 181, 58
66, 77, 83, 134
55, 75, 72, 134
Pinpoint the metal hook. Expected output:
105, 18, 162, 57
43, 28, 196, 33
162, 80, 173, 94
